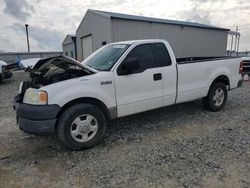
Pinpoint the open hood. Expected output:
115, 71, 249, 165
20, 55, 97, 89
19, 55, 97, 73
19, 58, 41, 69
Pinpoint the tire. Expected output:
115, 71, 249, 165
202, 82, 228, 112
57, 103, 106, 150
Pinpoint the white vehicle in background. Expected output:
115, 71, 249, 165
241, 57, 250, 77
0, 60, 12, 81
14, 39, 243, 150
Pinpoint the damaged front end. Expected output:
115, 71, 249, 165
17, 55, 96, 102
14, 55, 96, 135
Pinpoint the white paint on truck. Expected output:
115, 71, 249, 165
176, 57, 241, 103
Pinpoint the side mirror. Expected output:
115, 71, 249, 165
118, 58, 140, 75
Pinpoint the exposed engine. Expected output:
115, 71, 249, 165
29, 66, 90, 88
18, 56, 93, 101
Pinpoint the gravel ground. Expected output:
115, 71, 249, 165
0, 72, 249, 188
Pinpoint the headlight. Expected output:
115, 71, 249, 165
23, 88, 48, 105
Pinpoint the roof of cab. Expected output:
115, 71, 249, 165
112, 39, 167, 45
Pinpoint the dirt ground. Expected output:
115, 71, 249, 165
0, 72, 249, 188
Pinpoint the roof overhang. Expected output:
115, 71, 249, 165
228, 31, 241, 37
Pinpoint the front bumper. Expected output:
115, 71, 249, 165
18, 117, 57, 135
14, 98, 61, 135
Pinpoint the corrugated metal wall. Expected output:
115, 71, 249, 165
110, 19, 228, 58
76, 10, 111, 61
0, 51, 62, 64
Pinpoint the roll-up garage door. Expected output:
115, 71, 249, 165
81, 35, 93, 59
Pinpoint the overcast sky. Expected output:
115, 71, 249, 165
0, 0, 249, 52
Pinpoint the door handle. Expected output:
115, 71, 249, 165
153, 73, 162, 81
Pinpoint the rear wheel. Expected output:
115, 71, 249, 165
57, 103, 106, 150
203, 82, 227, 112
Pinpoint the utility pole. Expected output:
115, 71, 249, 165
25, 24, 30, 52
234, 26, 238, 52
237, 36, 240, 54
230, 35, 234, 55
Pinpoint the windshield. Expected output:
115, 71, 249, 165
83, 44, 130, 71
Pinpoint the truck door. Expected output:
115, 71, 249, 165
114, 43, 164, 117
151, 43, 177, 106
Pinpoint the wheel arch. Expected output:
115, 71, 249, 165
209, 75, 230, 91
55, 97, 114, 129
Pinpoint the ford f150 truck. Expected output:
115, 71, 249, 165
14, 39, 243, 150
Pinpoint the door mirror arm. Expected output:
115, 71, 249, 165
117, 58, 140, 75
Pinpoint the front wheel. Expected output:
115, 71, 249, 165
57, 104, 106, 150
203, 82, 228, 112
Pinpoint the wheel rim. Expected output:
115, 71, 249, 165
213, 88, 225, 107
70, 114, 98, 143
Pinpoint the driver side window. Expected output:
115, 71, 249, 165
117, 44, 155, 75
126, 44, 155, 69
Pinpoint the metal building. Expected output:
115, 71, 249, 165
62, 35, 77, 59
64, 9, 230, 61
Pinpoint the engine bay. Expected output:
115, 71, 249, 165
18, 56, 94, 99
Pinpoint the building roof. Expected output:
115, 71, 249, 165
62, 34, 76, 45
91, 9, 229, 31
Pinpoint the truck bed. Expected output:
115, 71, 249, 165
175, 56, 242, 104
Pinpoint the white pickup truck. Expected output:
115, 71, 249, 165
15, 39, 243, 150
